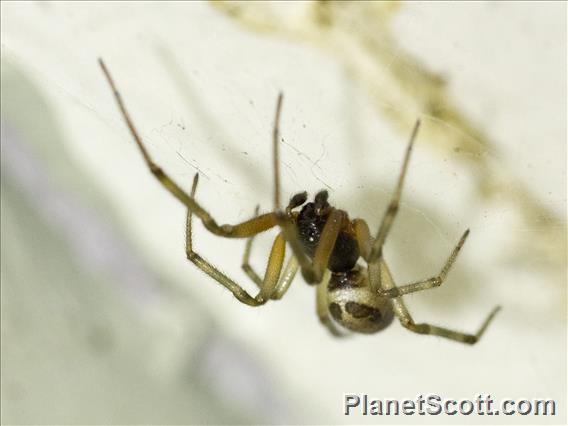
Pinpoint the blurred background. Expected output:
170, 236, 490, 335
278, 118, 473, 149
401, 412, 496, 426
1, 2, 566, 424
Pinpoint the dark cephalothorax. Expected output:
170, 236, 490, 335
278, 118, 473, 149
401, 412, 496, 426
296, 190, 359, 273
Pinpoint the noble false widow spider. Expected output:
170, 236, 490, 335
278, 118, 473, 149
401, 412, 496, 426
99, 59, 500, 343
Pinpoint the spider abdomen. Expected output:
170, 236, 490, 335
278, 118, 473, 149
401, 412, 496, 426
327, 269, 394, 334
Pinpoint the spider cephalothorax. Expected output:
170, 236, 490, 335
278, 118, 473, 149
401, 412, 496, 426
296, 191, 360, 273
100, 58, 500, 344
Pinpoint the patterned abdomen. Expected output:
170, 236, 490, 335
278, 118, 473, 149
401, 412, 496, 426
327, 269, 394, 334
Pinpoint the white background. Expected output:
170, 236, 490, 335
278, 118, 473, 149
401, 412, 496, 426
1, 2, 566, 424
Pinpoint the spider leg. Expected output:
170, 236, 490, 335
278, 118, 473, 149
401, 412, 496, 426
368, 120, 421, 263
369, 258, 501, 344
241, 204, 300, 298
316, 272, 344, 337
273, 256, 299, 299
241, 205, 264, 287
264, 90, 341, 285
186, 174, 288, 305
377, 229, 470, 298
100, 58, 278, 238
353, 218, 373, 261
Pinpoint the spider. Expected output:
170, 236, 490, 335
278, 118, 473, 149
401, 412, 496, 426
99, 59, 500, 344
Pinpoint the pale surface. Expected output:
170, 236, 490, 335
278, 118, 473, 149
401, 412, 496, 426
1, 2, 566, 424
